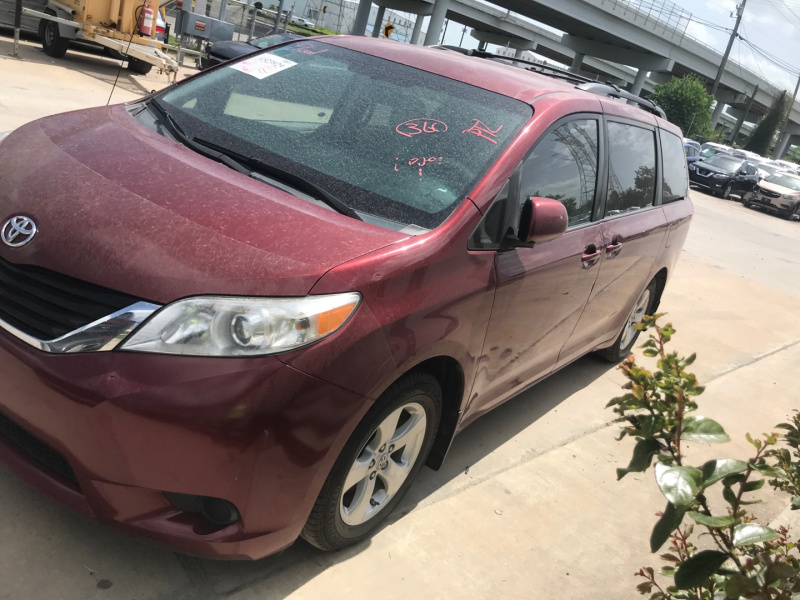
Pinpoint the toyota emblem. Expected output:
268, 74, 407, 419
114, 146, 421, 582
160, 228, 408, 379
1, 216, 38, 247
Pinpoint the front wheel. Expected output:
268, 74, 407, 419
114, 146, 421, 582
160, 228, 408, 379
721, 182, 733, 200
597, 280, 657, 363
786, 203, 800, 221
41, 19, 69, 58
302, 372, 441, 551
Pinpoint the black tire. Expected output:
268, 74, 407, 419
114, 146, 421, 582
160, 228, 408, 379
786, 204, 800, 221
41, 19, 69, 58
127, 58, 153, 75
302, 372, 441, 551
721, 182, 733, 200
596, 279, 657, 363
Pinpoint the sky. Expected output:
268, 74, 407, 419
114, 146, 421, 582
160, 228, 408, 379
427, 0, 800, 94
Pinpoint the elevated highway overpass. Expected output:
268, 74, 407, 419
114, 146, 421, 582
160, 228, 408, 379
350, 0, 800, 155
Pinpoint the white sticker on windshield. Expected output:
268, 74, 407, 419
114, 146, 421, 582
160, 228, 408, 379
229, 54, 297, 79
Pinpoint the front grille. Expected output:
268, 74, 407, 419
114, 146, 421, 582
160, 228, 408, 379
0, 411, 78, 485
760, 188, 781, 198
697, 169, 710, 177
0, 256, 141, 341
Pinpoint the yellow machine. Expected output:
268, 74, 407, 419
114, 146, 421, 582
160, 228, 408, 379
23, 0, 178, 76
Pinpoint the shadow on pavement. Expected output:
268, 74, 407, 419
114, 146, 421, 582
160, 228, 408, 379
0, 33, 171, 98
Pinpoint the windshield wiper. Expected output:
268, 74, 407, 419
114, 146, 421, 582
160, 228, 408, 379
193, 137, 363, 222
148, 99, 253, 178
147, 99, 362, 221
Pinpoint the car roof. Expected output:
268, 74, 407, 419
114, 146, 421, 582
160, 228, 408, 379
316, 37, 679, 134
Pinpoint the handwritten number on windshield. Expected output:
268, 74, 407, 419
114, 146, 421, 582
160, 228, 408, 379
396, 119, 448, 138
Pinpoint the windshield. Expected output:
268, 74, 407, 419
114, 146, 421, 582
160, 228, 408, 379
766, 173, 800, 191
704, 155, 743, 172
157, 40, 532, 229
756, 163, 780, 175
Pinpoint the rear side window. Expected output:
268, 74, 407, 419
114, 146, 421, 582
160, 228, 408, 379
605, 122, 656, 216
519, 119, 599, 227
661, 130, 689, 203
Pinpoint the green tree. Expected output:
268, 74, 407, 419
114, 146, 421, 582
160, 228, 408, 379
650, 75, 714, 140
744, 90, 790, 157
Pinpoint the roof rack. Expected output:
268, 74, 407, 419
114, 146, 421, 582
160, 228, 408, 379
430, 46, 595, 85
574, 82, 667, 119
430, 45, 666, 119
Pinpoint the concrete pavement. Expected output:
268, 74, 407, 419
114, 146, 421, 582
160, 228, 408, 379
1, 32, 799, 599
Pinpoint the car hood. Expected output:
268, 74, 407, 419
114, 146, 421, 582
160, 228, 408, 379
759, 180, 800, 196
209, 41, 255, 60
0, 106, 407, 303
694, 161, 737, 175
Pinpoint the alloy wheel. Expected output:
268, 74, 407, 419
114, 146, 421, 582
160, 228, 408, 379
619, 288, 651, 350
339, 402, 427, 526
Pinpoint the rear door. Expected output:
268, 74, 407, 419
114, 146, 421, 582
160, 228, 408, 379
556, 117, 667, 366
466, 115, 605, 419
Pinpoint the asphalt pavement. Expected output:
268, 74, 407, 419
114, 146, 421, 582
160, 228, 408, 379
1, 32, 799, 600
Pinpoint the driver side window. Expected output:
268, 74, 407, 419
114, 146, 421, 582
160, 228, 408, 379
518, 119, 599, 227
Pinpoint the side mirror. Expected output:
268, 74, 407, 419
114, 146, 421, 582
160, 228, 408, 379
518, 197, 568, 245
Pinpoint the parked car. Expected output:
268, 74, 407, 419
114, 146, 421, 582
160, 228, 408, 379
198, 32, 303, 69
774, 159, 800, 175
701, 141, 734, 154
744, 171, 800, 219
751, 160, 785, 180
289, 15, 315, 28
688, 154, 759, 199
684, 140, 702, 165
0, 36, 692, 560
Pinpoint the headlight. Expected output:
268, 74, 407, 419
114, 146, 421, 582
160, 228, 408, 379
688, 164, 695, 171
713, 174, 728, 179
120, 293, 361, 356
783, 193, 797, 199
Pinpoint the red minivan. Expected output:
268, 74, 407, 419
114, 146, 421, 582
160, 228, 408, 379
0, 37, 692, 559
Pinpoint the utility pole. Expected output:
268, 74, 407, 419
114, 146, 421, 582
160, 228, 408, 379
711, 0, 747, 97
776, 73, 800, 158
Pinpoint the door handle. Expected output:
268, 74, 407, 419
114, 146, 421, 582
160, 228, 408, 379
606, 240, 623, 258
581, 245, 601, 269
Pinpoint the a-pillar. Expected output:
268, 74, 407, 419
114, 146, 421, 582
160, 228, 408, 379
410, 15, 424, 44
569, 52, 585, 74
422, 0, 449, 46
351, 0, 372, 36
371, 6, 385, 37
630, 67, 648, 96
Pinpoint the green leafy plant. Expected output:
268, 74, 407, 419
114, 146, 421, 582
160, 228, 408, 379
608, 315, 800, 599
649, 75, 715, 140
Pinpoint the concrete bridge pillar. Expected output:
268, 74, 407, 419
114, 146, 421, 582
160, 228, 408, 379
775, 124, 800, 159
371, 6, 386, 37
410, 16, 424, 44
423, 0, 449, 46
711, 101, 726, 129
515, 47, 524, 58
630, 68, 648, 97
710, 90, 748, 128
352, 0, 372, 36
570, 52, 585, 74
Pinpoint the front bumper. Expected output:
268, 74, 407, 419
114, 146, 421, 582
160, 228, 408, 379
748, 192, 797, 215
0, 330, 371, 559
688, 170, 729, 192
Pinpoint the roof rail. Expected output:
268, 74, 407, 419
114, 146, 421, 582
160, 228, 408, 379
430, 46, 595, 85
574, 82, 667, 119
